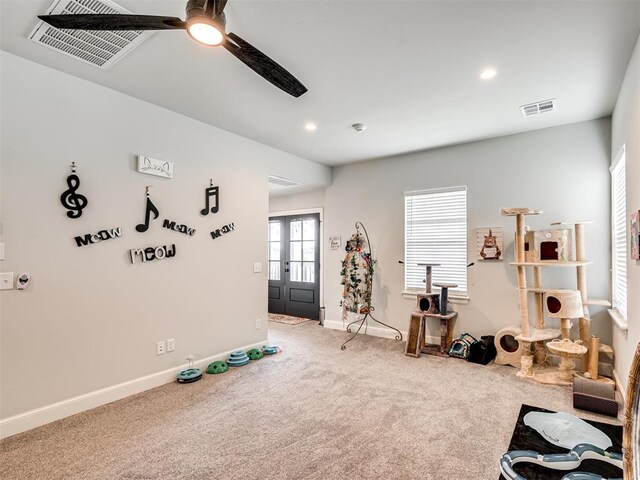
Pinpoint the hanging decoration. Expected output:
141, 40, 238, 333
340, 230, 374, 320
60, 162, 88, 219
75, 227, 122, 247
200, 179, 219, 216
340, 221, 402, 350
130, 244, 176, 264
162, 219, 196, 236
210, 222, 235, 240
135, 186, 160, 233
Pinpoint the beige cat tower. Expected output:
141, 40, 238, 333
496, 208, 613, 386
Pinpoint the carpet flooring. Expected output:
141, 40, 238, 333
268, 313, 313, 325
0, 322, 622, 480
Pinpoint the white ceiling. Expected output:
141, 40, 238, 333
1, 0, 639, 166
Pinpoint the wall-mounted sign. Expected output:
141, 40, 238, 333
477, 227, 503, 261
130, 244, 176, 264
631, 210, 639, 260
137, 155, 173, 179
136, 188, 160, 233
329, 236, 342, 250
210, 223, 235, 240
163, 219, 196, 236
201, 179, 219, 216
60, 162, 88, 219
75, 227, 122, 247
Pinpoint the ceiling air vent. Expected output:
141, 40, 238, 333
520, 98, 557, 117
29, 0, 153, 70
268, 175, 302, 187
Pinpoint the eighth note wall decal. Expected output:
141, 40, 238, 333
201, 179, 219, 216
136, 186, 160, 233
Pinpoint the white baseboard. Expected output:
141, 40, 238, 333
323, 319, 438, 345
0, 340, 266, 440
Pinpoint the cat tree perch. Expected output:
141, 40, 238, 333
498, 207, 613, 386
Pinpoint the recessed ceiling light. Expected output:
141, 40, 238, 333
480, 68, 498, 80
305, 122, 317, 132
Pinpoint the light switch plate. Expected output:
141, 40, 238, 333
0, 272, 14, 290
0, 243, 5, 260
253, 262, 262, 273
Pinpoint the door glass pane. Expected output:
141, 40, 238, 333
269, 242, 280, 261
269, 222, 280, 242
290, 241, 302, 261
303, 241, 315, 261
303, 262, 315, 283
290, 220, 302, 241
269, 261, 280, 280
303, 219, 315, 240
290, 261, 302, 282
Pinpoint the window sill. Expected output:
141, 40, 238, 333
608, 309, 628, 332
402, 290, 470, 305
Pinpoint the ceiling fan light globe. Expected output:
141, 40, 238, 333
187, 21, 224, 46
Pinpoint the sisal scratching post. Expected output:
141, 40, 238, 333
515, 213, 530, 338
588, 335, 599, 380
574, 223, 593, 372
533, 266, 546, 363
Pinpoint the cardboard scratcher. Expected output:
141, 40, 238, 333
573, 376, 618, 418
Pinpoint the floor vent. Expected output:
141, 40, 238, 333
29, 0, 153, 69
520, 98, 557, 117
268, 175, 302, 187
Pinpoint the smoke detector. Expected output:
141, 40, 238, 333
520, 98, 557, 117
352, 123, 367, 132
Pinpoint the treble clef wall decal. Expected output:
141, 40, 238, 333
136, 186, 160, 233
60, 162, 88, 219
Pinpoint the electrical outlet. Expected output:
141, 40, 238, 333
255, 318, 261, 330
167, 338, 175, 352
156, 340, 166, 355
253, 262, 262, 273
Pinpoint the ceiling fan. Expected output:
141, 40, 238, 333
38, 0, 307, 98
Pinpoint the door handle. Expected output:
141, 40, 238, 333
284, 268, 289, 272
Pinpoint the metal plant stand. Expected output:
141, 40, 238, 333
340, 221, 403, 350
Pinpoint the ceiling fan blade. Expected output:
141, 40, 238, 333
38, 14, 186, 31
214, 0, 229, 16
223, 32, 307, 98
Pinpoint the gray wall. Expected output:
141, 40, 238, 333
0, 52, 329, 422
611, 32, 640, 392
319, 119, 612, 343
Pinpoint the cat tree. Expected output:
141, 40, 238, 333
499, 208, 613, 386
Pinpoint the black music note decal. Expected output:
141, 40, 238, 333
136, 197, 160, 233
60, 173, 88, 219
200, 186, 219, 216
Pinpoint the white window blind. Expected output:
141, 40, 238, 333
404, 186, 467, 294
611, 146, 627, 321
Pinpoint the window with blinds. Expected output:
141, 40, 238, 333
404, 186, 468, 294
611, 146, 627, 321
